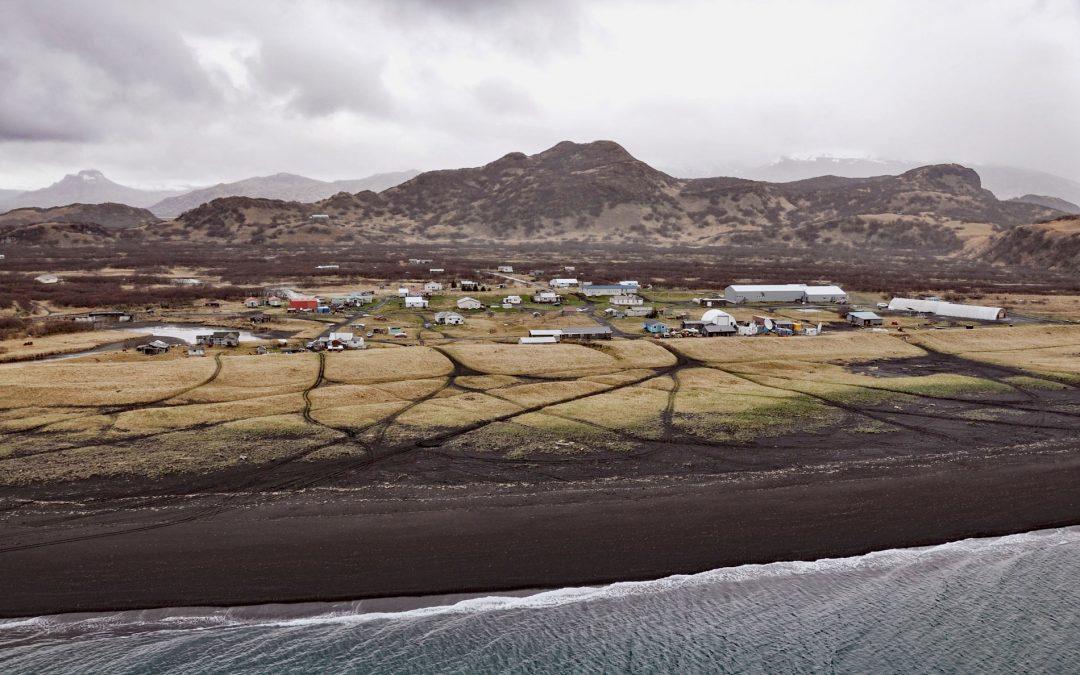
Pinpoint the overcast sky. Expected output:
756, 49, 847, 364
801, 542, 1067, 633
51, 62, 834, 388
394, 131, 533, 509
1, 0, 1079, 190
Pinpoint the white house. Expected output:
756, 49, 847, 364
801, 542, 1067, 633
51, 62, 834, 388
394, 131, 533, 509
549, 278, 579, 288
497, 265, 514, 273
519, 336, 558, 344
533, 290, 561, 303
618, 280, 640, 288
457, 296, 483, 310
434, 311, 465, 325
459, 280, 480, 291
327, 332, 365, 349
611, 294, 644, 306
404, 295, 429, 309
503, 295, 522, 305
582, 284, 629, 297
397, 286, 410, 297
424, 281, 443, 293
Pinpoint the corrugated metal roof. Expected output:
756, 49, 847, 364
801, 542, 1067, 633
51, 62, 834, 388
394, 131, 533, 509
888, 298, 1004, 321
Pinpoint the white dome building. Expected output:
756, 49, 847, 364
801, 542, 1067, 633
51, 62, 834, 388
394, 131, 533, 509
701, 309, 735, 327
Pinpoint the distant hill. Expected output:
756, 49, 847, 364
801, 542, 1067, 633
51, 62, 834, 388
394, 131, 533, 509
0, 202, 159, 230
149, 170, 419, 217
742, 157, 1080, 206
0, 202, 159, 246
1008, 194, 1080, 215
0, 189, 24, 203
160, 141, 1058, 251
0, 170, 184, 209
983, 216, 1080, 270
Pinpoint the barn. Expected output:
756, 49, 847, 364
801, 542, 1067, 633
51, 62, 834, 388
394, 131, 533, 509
724, 284, 847, 304
288, 298, 318, 312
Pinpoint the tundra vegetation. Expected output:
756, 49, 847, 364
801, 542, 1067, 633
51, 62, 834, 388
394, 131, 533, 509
1, 325, 1078, 486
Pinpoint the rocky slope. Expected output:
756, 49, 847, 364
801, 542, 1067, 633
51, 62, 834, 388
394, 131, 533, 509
0, 203, 159, 246
982, 216, 1080, 270
1008, 194, 1080, 215
148, 170, 419, 218
165, 141, 1059, 251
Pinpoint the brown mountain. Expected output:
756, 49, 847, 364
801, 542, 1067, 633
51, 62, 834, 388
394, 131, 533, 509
165, 141, 1058, 252
1008, 194, 1080, 215
982, 216, 1080, 270
0, 202, 159, 246
1, 170, 183, 209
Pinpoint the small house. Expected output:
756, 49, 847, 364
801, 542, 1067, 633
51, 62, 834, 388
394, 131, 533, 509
267, 296, 283, 307
397, 287, 410, 297
328, 332, 365, 349
533, 290, 561, 304
847, 311, 884, 327
457, 296, 482, 310
244, 297, 262, 308
549, 278, 578, 288
310, 214, 330, 223
643, 320, 670, 335
434, 311, 464, 325
619, 281, 640, 288
497, 265, 514, 273
693, 297, 727, 307
429, 268, 445, 274
459, 280, 480, 291
702, 324, 737, 337
424, 281, 443, 293
404, 295, 429, 309
186, 347, 205, 357
503, 295, 522, 305
610, 294, 644, 306
581, 284, 627, 297
136, 340, 171, 355
624, 306, 655, 318
196, 331, 240, 347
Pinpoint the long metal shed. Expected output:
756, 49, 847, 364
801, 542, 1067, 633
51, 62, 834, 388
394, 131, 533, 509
887, 298, 1005, 321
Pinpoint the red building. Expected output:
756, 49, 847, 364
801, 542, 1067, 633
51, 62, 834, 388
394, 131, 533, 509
288, 298, 318, 312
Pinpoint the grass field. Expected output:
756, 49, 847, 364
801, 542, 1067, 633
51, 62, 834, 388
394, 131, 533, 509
0, 324, 1075, 483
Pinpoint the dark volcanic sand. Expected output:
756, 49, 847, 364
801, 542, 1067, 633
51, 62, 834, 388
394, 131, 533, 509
1, 360, 1079, 618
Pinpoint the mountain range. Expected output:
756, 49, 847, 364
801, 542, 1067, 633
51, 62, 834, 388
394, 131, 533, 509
740, 157, 1080, 207
0, 169, 420, 216
159, 140, 1059, 253
1, 141, 1076, 268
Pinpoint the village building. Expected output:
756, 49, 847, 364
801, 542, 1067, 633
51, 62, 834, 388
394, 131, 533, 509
196, 331, 240, 347
549, 278, 578, 288
618, 280, 640, 288
404, 295, 429, 309
327, 332, 365, 349
186, 347, 205, 357
558, 326, 613, 341
244, 297, 262, 308
81, 310, 132, 323
723, 284, 847, 304
702, 323, 737, 337
497, 265, 514, 273
310, 214, 330, 223
397, 286, 411, 297
532, 290, 561, 304
847, 311, 884, 327
249, 313, 271, 324
563, 266, 576, 272
408, 258, 434, 265
434, 311, 465, 325
581, 283, 629, 297
624, 306, 655, 318
267, 296, 283, 307
457, 296, 482, 310
34, 274, 59, 284
693, 297, 728, 307
172, 278, 201, 286
610, 294, 644, 306
519, 336, 558, 344
701, 309, 737, 328
135, 339, 171, 355
887, 298, 1005, 321
288, 297, 318, 312
424, 281, 443, 293
503, 295, 522, 305
643, 319, 670, 335
429, 267, 445, 274
314, 264, 338, 270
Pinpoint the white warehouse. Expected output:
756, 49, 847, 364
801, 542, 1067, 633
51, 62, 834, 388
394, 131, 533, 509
887, 298, 1006, 321
724, 284, 847, 304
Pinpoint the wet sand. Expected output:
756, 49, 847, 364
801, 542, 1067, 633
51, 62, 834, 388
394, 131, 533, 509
2, 441, 1080, 619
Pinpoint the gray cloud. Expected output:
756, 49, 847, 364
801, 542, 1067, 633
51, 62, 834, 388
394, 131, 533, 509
0, 0, 1077, 190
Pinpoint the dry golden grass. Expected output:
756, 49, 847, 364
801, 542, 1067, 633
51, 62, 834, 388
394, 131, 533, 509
488, 380, 610, 408
440, 343, 620, 376
545, 385, 669, 436
594, 339, 678, 368
180, 353, 318, 403
111, 392, 306, 433
666, 332, 925, 364
455, 374, 522, 390
309, 401, 408, 429
906, 325, 1080, 354
0, 330, 148, 363
395, 391, 523, 428
0, 357, 217, 408
325, 346, 453, 384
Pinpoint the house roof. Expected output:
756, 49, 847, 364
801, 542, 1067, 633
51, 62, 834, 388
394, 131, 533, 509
434, 311, 463, 319
559, 326, 612, 336
848, 311, 881, 320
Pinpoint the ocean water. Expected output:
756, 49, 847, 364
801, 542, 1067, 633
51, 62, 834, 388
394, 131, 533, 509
2, 527, 1079, 673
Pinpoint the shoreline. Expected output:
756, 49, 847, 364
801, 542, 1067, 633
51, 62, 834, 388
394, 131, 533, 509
3, 444, 1080, 619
